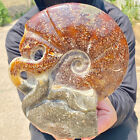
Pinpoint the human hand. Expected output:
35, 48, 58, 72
82, 97, 117, 140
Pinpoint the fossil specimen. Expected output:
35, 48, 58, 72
9, 3, 129, 139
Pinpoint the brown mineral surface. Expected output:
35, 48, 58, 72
0, 21, 139, 140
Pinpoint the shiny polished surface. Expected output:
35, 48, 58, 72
9, 3, 129, 138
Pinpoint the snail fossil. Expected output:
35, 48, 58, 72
9, 3, 129, 139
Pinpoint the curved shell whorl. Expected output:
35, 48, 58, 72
9, 3, 129, 100
70, 51, 91, 76
58, 50, 91, 77
8, 3, 129, 138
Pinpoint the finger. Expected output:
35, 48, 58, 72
55, 138, 74, 140
97, 97, 117, 134
81, 136, 96, 140
81, 138, 91, 140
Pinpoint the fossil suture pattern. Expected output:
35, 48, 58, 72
9, 3, 129, 139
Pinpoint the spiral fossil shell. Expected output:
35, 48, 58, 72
9, 3, 129, 138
